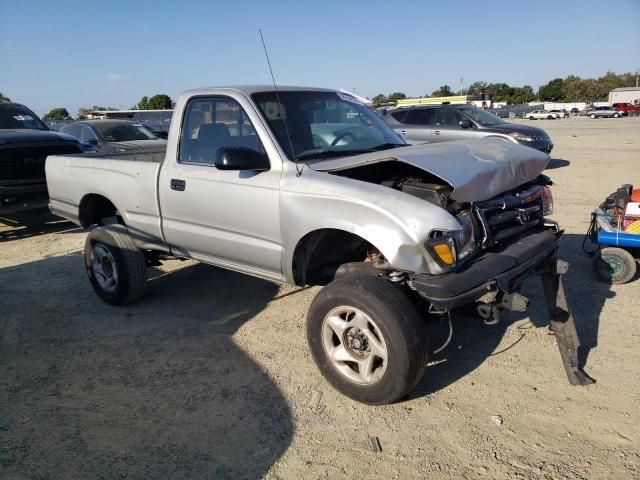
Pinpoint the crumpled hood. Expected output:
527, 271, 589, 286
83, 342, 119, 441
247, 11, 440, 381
307, 138, 550, 202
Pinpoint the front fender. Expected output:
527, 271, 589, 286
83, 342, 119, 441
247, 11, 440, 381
279, 167, 460, 282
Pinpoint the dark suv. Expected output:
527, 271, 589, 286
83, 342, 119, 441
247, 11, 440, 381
381, 105, 553, 153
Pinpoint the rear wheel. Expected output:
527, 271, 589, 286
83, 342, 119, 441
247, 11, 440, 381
528, 116, 535, 120
594, 247, 637, 284
307, 276, 428, 405
613, 113, 620, 118
590, 113, 597, 119
84, 225, 148, 305
547, 115, 554, 120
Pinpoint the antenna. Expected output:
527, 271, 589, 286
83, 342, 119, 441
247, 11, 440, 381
259, 29, 302, 176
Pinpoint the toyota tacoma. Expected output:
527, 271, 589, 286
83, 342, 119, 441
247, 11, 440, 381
46, 86, 592, 404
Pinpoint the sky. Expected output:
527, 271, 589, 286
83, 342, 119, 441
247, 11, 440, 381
1, 0, 639, 116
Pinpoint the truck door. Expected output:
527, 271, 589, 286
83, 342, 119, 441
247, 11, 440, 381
159, 95, 283, 278
431, 108, 477, 142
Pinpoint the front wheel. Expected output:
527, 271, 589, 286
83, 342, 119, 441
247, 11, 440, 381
594, 247, 637, 284
547, 115, 554, 120
613, 113, 619, 118
590, 114, 597, 119
307, 275, 429, 405
529, 116, 535, 120
84, 225, 148, 305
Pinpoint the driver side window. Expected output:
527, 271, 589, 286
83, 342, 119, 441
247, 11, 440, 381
179, 96, 265, 165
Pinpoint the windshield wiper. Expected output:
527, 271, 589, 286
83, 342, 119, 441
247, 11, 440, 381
297, 149, 374, 161
370, 142, 408, 151
297, 143, 407, 161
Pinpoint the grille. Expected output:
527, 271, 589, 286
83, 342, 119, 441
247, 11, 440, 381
0, 156, 46, 181
474, 185, 545, 247
0, 144, 80, 181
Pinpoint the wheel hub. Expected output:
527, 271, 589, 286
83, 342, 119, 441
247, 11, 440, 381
344, 328, 369, 357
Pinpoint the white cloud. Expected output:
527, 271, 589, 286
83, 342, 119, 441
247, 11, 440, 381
105, 73, 127, 83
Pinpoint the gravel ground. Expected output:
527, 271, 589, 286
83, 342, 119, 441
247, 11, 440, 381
1, 117, 639, 479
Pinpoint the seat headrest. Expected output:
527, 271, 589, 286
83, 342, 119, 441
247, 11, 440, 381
197, 123, 230, 144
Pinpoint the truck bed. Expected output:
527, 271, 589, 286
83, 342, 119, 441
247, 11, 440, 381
46, 149, 166, 250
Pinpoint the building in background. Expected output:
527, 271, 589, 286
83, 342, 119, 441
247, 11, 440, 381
608, 87, 640, 106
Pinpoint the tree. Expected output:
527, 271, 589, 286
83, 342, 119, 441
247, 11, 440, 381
431, 85, 454, 97
371, 94, 388, 106
387, 92, 407, 104
0, 92, 10, 102
538, 78, 564, 101
42, 108, 72, 121
135, 94, 173, 110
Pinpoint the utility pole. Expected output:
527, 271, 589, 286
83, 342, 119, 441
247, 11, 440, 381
460, 77, 464, 95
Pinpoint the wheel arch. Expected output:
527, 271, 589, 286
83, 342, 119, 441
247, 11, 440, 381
78, 193, 122, 228
291, 228, 382, 286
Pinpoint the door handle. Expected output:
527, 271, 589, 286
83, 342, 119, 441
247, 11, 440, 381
399, 130, 408, 135
434, 130, 441, 135
170, 179, 186, 191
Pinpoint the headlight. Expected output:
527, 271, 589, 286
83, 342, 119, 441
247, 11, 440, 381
508, 132, 534, 142
426, 213, 477, 270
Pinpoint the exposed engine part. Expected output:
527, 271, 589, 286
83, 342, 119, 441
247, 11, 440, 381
399, 180, 451, 209
388, 271, 406, 283
477, 304, 501, 325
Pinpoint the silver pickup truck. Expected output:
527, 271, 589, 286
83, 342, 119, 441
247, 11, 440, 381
46, 86, 592, 404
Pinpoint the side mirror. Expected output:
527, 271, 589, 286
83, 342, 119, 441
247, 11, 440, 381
84, 137, 99, 145
458, 119, 472, 129
215, 147, 270, 171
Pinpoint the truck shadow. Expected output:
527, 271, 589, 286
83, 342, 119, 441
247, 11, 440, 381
411, 233, 612, 398
0, 210, 77, 243
0, 255, 293, 479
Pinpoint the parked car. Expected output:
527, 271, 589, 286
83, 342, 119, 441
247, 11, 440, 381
611, 103, 639, 116
549, 109, 569, 119
381, 105, 553, 153
526, 110, 557, 120
46, 85, 591, 405
0, 101, 90, 213
587, 106, 622, 119
60, 120, 167, 153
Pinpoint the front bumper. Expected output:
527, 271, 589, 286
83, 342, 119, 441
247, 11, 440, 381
0, 181, 49, 213
410, 228, 561, 309
410, 227, 594, 386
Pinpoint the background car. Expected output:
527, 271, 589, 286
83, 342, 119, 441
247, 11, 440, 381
611, 103, 639, 116
60, 120, 167, 153
549, 109, 569, 118
527, 110, 557, 120
587, 106, 622, 119
381, 105, 553, 152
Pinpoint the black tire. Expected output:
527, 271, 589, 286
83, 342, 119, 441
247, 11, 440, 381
547, 115, 554, 120
613, 113, 619, 118
84, 225, 148, 305
528, 116, 535, 120
306, 275, 429, 405
594, 247, 637, 285
590, 113, 597, 119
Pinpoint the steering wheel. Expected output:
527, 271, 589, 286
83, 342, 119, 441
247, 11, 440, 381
331, 131, 357, 146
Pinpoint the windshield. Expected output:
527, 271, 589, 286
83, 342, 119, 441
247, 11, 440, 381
93, 122, 157, 142
251, 91, 405, 160
0, 104, 48, 130
460, 108, 506, 127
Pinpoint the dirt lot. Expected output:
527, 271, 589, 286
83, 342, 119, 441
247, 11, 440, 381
1, 117, 639, 480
